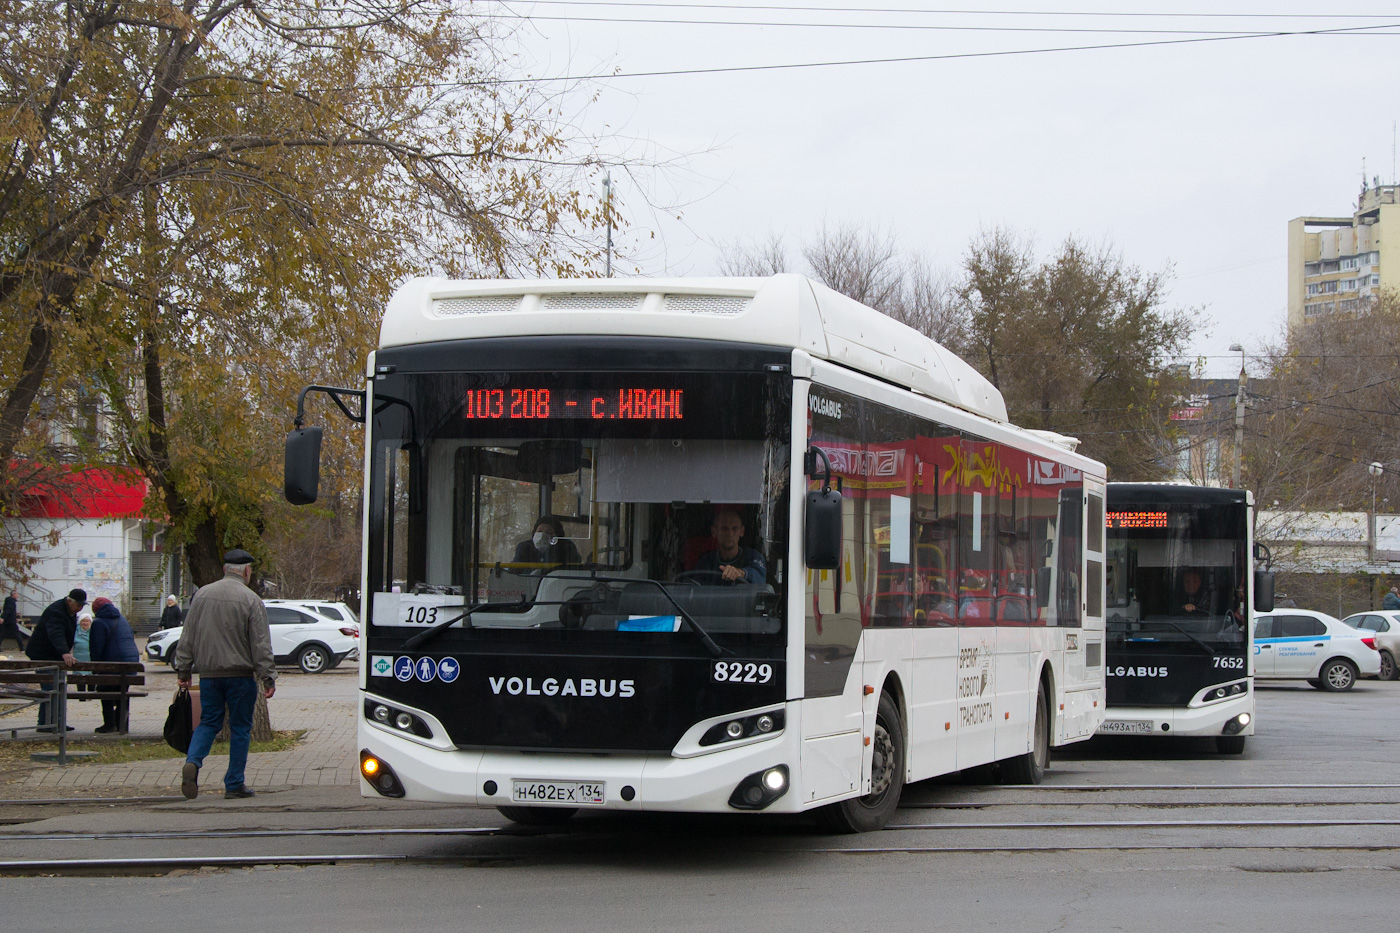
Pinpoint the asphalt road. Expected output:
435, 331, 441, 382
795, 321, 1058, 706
1, 678, 1397, 932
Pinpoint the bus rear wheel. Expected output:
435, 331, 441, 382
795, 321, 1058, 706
497, 806, 577, 826
815, 692, 905, 834
1001, 688, 1049, 785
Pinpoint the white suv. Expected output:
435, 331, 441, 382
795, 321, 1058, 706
145, 600, 360, 673
1254, 609, 1382, 691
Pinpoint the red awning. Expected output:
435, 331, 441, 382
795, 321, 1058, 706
14, 466, 147, 520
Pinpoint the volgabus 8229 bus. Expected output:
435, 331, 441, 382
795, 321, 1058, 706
286, 274, 1108, 832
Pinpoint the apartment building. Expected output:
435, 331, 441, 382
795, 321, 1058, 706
1287, 181, 1400, 328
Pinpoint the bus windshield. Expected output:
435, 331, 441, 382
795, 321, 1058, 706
365, 369, 791, 648
1105, 501, 1249, 652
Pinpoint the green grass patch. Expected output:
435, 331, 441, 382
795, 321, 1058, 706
0, 730, 305, 766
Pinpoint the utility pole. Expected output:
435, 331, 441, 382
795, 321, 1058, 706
603, 172, 613, 277
1370, 462, 1385, 563
1229, 343, 1245, 489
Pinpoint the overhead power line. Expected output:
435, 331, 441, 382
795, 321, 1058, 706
484, 20, 1400, 84
490, 13, 1388, 35
494, 1, 1400, 20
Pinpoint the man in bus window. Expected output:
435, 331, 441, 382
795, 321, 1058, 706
694, 508, 766, 585
1178, 569, 1210, 615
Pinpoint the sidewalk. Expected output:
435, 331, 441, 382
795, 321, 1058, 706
0, 661, 358, 798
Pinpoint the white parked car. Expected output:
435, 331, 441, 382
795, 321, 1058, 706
1340, 611, 1400, 681
1254, 609, 1382, 691
146, 600, 359, 674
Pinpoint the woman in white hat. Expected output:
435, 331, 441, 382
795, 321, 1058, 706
160, 594, 184, 630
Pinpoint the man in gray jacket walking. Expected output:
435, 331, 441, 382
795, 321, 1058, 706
175, 549, 276, 799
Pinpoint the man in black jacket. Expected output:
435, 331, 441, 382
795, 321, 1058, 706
25, 588, 87, 731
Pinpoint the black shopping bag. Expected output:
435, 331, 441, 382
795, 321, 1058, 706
163, 685, 193, 753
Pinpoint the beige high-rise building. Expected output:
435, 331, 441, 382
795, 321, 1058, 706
1287, 182, 1400, 329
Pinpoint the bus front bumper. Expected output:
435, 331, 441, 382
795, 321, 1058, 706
1099, 694, 1255, 738
357, 720, 808, 814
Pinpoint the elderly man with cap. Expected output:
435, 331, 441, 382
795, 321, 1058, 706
25, 588, 87, 731
175, 549, 276, 799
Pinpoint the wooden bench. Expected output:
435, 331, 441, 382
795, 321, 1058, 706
0, 660, 148, 735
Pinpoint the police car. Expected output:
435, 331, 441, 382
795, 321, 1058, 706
145, 600, 359, 674
1254, 609, 1381, 691
1340, 611, 1400, 681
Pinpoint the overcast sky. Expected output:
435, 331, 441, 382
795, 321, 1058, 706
505, 1, 1400, 378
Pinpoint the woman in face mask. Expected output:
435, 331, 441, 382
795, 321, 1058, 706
512, 516, 582, 568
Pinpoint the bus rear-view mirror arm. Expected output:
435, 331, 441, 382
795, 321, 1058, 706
285, 384, 366, 506
285, 384, 420, 510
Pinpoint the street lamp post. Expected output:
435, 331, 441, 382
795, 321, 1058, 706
1229, 343, 1246, 489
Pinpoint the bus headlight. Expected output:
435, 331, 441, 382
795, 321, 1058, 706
363, 699, 433, 739
1222, 713, 1251, 735
700, 710, 785, 747
729, 764, 790, 810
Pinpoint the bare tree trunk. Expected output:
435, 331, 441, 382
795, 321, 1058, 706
216, 689, 274, 743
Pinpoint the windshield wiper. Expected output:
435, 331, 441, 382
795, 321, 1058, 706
633, 578, 730, 658
397, 577, 733, 658
401, 599, 525, 652
583, 574, 731, 658
1152, 619, 1217, 656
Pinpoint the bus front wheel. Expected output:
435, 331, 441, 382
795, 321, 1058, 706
815, 692, 905, 834
1001, 689, 1049, 785
1216, 734, 1246, 755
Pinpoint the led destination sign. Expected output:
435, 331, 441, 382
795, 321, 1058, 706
463, 387, 684, 421
1106, 510, 1169, 529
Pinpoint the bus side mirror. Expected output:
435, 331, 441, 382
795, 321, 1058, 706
1254, 570, 1275, 614
804, 444, 842, 570
285, 427, 323, 505
805, 489, 842, 569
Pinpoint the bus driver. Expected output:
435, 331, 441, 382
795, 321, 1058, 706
1178, 569, 1210, 615
694, 508, 766, 585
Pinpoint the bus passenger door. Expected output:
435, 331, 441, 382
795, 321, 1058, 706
955, 440, 997, 770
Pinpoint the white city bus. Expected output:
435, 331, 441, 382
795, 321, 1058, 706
286, 274, 1107, 832
1102, 483, 1273, 754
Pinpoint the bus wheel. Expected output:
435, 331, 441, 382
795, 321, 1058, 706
497, 806, 577, 826
1001, 689, 1049, 785
1319, 658, 1358, 692
1216, 735, 1246, 755
815, 692, 905, 834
